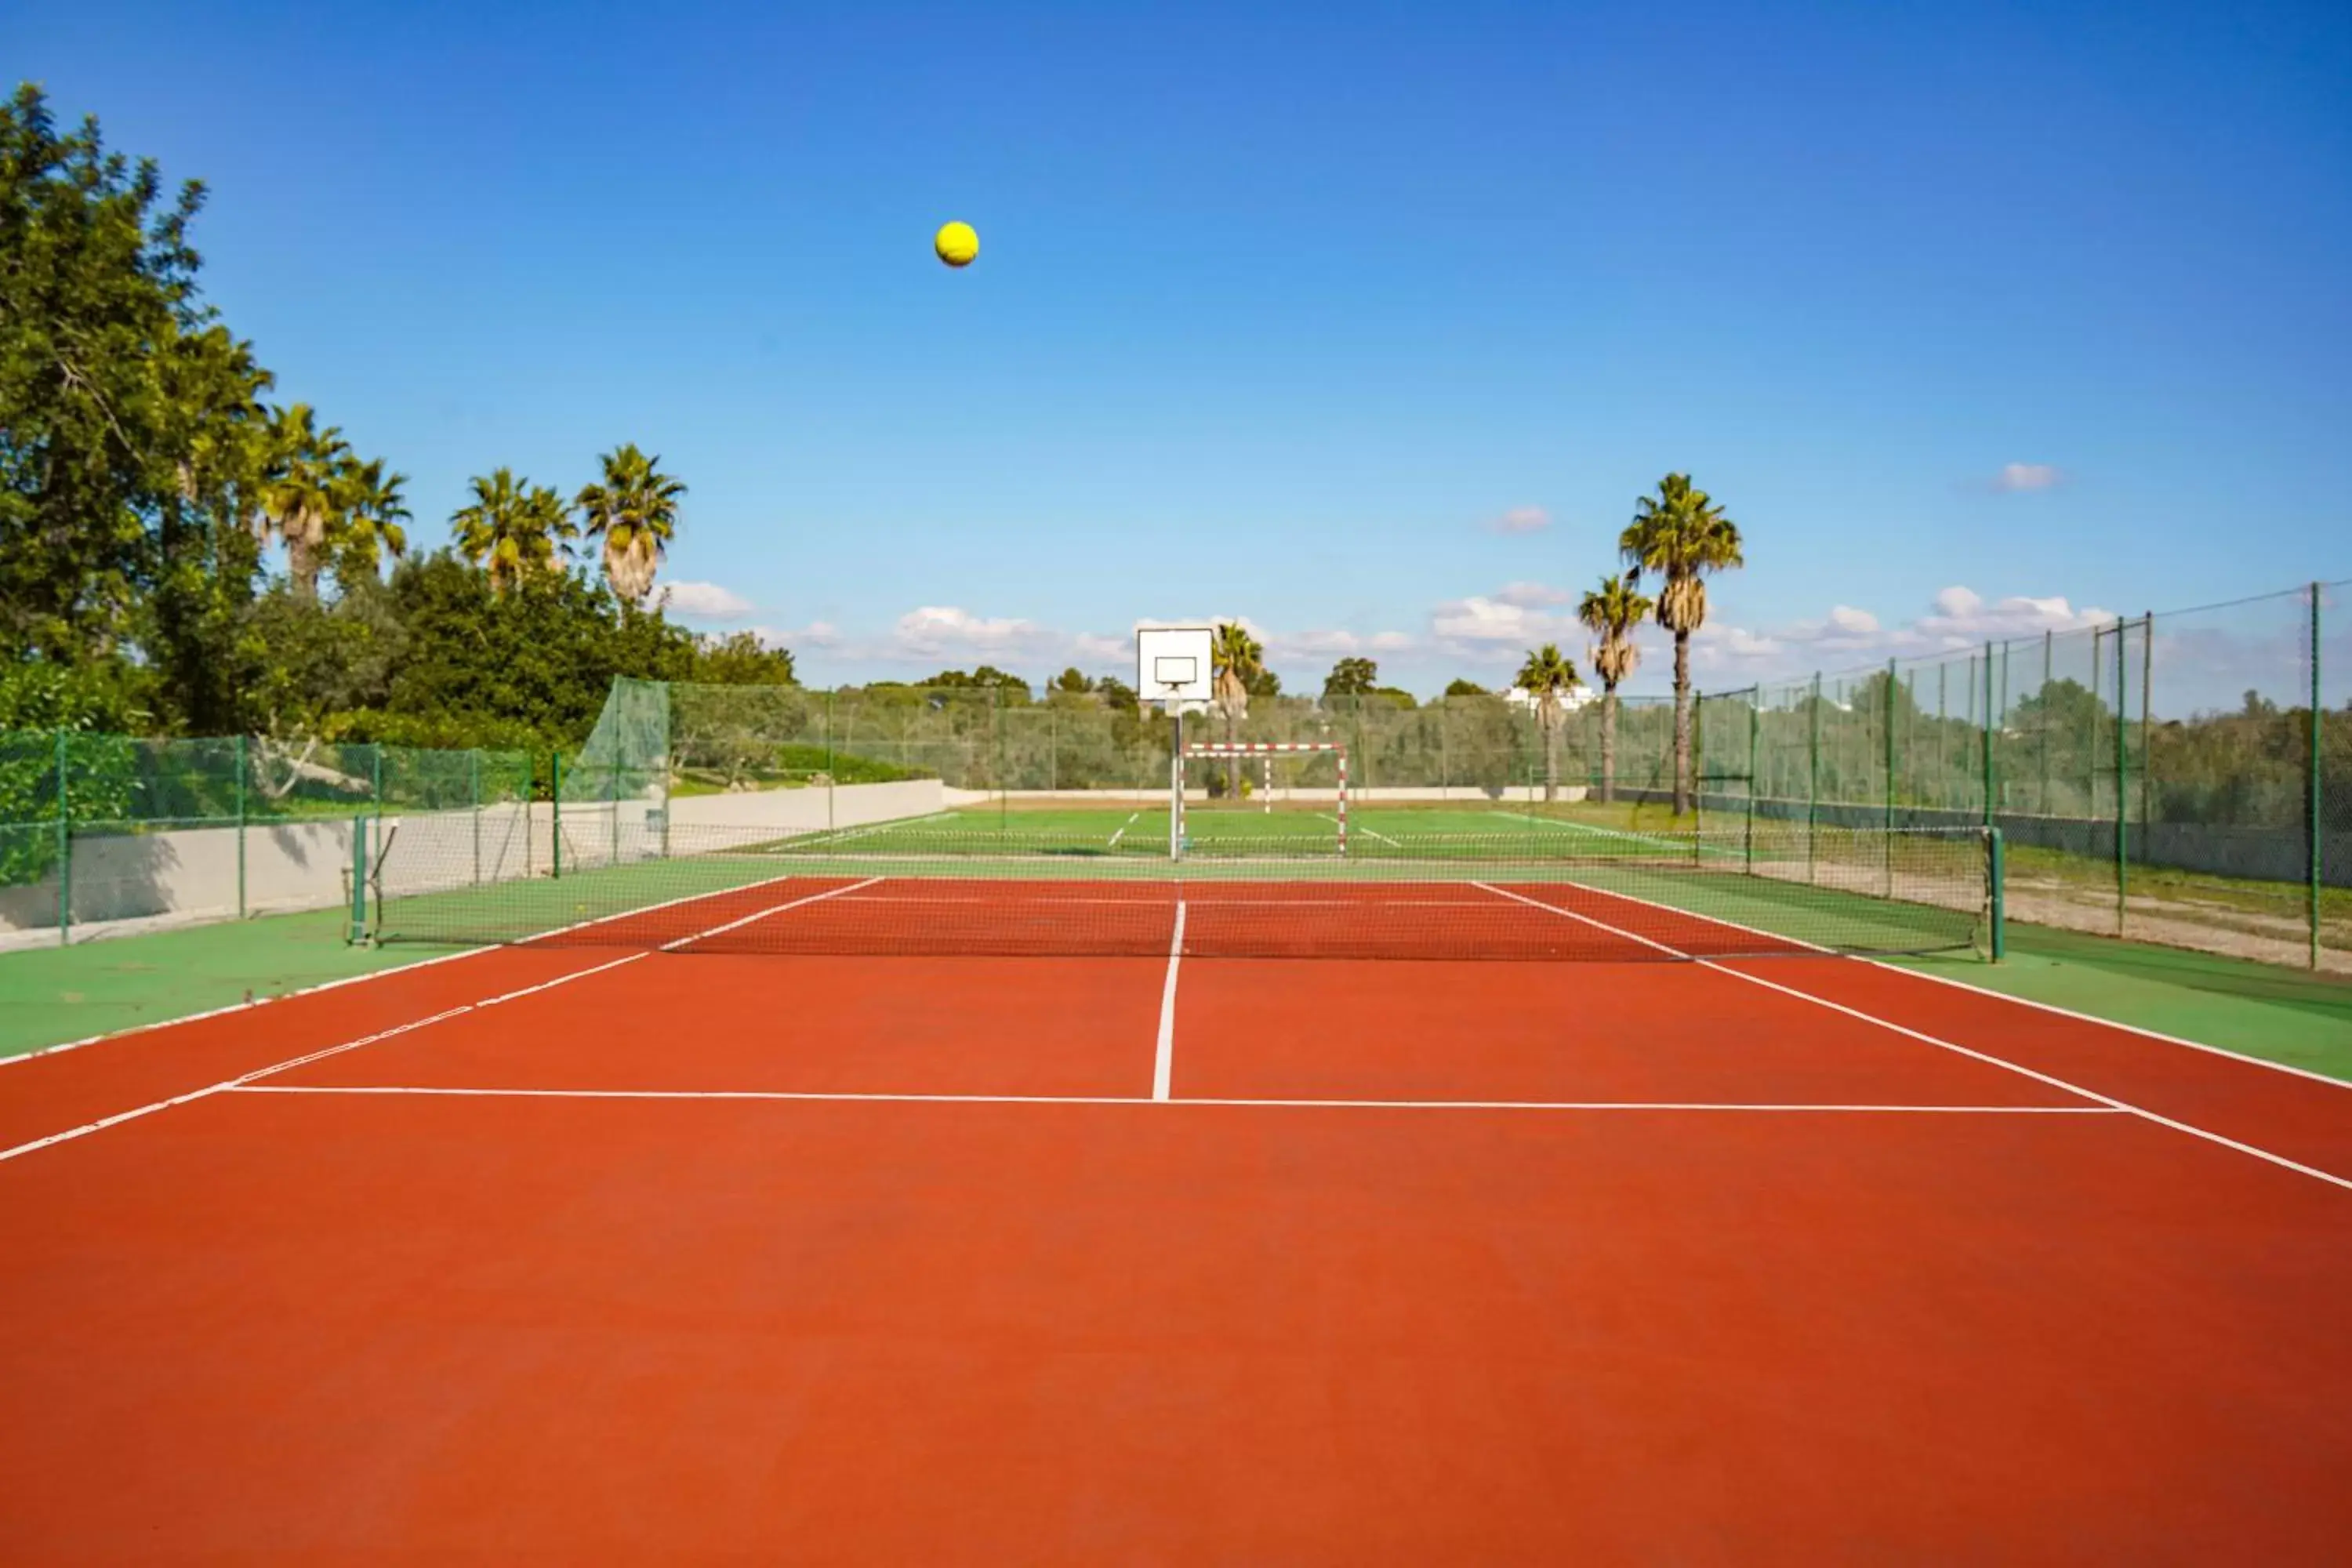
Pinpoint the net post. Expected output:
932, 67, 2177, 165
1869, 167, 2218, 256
1988, 826, 2005, 963
53, 728, 70, 946
2314, 582, 2325, 970
347, 800, 367, 945
2113, 616, 2127, 937
552, 753, 564, 880
234, 732, 248, 920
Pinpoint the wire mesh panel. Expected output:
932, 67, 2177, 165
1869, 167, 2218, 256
372, 818, 1994, 962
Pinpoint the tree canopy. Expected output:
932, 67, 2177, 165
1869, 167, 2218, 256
0, 85, 782, 750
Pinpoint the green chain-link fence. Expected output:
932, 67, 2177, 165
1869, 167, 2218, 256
0, 734, 532, 946
1656, 583, 2345, 971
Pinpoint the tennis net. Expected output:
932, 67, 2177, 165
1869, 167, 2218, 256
369, 817, 1998, 962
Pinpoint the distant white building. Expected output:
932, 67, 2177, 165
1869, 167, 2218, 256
1505, 684, 1597, 712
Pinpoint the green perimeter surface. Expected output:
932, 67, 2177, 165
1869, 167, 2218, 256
1893, 925, 2352, 1083
0, 909, 469, 1063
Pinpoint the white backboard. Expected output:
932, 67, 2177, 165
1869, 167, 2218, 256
1136, 625, 1215, 707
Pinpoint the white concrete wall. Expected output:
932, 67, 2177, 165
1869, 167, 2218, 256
666, 779, 945, 833
0, 781, 946, 949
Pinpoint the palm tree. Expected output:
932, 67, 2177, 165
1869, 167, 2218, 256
257, 404, 352, 597
331, 458, 411, 586
576, 444, 687, 603
1514, 643, 1581, 803
452, 468, 577, 594
1577, 572, 1655, 804
1210, 622, 1265, 800
1619, 473, 1742, 815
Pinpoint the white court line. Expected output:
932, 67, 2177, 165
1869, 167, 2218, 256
1472, 882, 2352, 1193
1492, 863, 2352, 1095
1109, 811, 1140, 848
232, 1083, 2124, 1114
1322, 812, 1399, 848
0, 880, 886, 1167
659, 877, 882, 949
1153, 902, 1187, 1101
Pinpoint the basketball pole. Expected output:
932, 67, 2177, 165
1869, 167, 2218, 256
1169, 702, 1184, 861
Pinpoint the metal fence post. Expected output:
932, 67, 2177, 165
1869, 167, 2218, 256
1882, 659, 1896, 898
1806, 673, 1820, 884
2314, 582, 2325, 970
551, 753, 564, 880
2140, 611, 2154, 858
2114, 617, 2128, 936
1744, 690, 1758, 871
54, 729, 70, 946
470, 750, 482, 886
1980, 641, 1994, 826
234, 733, 248, 919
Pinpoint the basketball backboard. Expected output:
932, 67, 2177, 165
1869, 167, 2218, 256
1136, 625, 1215, 710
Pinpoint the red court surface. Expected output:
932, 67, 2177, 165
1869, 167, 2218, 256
3, 878, 2350, 1562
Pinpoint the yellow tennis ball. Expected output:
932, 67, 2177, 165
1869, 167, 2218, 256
935, 221, 979, 268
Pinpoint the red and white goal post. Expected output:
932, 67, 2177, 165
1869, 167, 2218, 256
1176, 741, 1349, 857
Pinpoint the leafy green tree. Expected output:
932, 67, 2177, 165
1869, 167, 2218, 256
257, 404, 353, 597
1051, 667, 1092, 695
1443, 679, 1490, 697
452, 468, 576, 593
576, 443, 685, 602
1620, 473, 1742, 815
1323, 656, 1380, 698
1577, 572, 1655, 803
1, 85, 212, 664
329, 456, 410, 587
688, 631, 797, 686
1514, 643, 1581, 802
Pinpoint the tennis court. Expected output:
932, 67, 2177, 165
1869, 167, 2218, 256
3, 844, 2349, 1561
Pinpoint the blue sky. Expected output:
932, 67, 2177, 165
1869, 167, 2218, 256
9, 0, 2349, 695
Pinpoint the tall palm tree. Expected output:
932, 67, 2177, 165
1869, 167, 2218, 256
1210, 622, 1265, 800
257, 404, 352, 597
1514, 643, 1581, 803
1576, 572, 1655, 804
330, 457, 411, 585
1619, 473, 1742, 816
452, 468, 577, 594
576, 444, 687, 603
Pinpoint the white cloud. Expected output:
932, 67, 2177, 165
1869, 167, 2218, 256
1991, 462, 2063, 492
1685, 586, 2116, 682
1494, 580, 1571, 608
891, 606, 1056, 659
744, 621, 837, 650
1486, 506, 1552, 535
1430, 593, 1573, 651
657, 580, 756, 619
